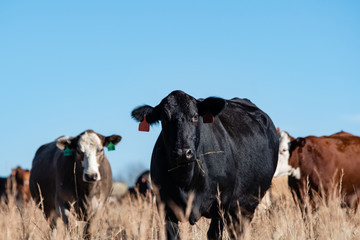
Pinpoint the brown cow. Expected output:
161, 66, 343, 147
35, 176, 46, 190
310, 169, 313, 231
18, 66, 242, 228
0, 166, 31, 204
30, 130, 121, 238
280, 131, 360, 209
12, 166, 31, 203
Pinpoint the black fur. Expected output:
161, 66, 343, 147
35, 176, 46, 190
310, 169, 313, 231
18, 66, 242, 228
131, 90, 279, 240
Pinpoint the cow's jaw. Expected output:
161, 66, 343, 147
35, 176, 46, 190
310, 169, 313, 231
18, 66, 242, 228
79, 132, 102, 182
274, 152, 301, 179
273, 131, 301, 179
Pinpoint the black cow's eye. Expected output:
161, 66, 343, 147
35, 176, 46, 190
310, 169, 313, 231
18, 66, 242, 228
192, 115, 199, 123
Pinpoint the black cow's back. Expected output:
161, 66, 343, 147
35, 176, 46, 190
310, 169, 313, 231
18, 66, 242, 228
30, 141, 59, 216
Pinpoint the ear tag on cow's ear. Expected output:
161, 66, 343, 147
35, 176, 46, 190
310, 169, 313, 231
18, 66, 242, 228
63, 145, 73, 156
203, 113, 214, 123
139, 115, 150, 132
107, 141, 115, 151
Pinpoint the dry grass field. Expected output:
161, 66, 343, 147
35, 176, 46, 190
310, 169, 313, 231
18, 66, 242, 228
1, 189, 359, 240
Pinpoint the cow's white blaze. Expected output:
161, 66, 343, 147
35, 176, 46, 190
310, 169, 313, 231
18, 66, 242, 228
273, 131, 301, 179
78, 132, 102, 182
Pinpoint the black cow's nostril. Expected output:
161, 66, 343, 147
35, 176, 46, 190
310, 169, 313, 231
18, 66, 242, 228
185, 149, 194, 159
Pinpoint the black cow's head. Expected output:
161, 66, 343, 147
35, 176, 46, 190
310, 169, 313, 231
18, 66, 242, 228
56, 130, 122, 182
132, 90, 226, 169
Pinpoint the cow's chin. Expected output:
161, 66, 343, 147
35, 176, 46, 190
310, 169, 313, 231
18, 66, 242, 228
169, 162, 196, 185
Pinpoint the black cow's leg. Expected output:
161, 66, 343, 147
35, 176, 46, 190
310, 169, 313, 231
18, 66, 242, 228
207, 215, 224, 240
48, 210, 58, 230
165, 213, 180, 240
83, 220, 92, 240
226, 211, 253, 240
56, 198, 70, 225
81, 207, 94, 240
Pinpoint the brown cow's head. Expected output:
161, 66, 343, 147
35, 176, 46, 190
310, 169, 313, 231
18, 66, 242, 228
56, 130, 122, 182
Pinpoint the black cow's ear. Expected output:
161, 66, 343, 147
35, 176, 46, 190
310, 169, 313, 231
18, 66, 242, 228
289, 137, 306, 152
104, 135, 122, 146
56, 136, 74, 150
131, 105, 160, 124
197, 97, 226, 123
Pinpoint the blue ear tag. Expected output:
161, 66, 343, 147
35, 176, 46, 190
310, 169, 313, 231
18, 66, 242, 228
107, 141, 115, 151
64, 145, 73, 156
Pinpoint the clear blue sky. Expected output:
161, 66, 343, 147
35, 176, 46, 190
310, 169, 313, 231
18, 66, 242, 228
1, 1, 359, 184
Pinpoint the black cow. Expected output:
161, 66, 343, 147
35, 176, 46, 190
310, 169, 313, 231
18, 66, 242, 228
0, 177, 9, 203
30, 130, 121, 239
132, 90, 279, 239
128, 170, 152, 197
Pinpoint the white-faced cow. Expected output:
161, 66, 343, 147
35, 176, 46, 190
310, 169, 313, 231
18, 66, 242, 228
274, 130, 360, 210
30, 130, 121, 238
273, 130, 296, 178
131, 90, 279, 239
259, 130, 294, 210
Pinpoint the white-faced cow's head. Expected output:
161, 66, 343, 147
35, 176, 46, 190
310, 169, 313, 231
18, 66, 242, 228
56, 130, 122, 183
273, 130, 301, 179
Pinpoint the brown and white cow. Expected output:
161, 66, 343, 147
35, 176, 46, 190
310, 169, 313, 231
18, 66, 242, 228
30, 130, 121, 238
260, 130, 294, 210
275, 130, 360, 209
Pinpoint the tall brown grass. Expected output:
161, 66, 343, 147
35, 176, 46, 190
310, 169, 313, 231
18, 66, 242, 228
1, 188, 359, 240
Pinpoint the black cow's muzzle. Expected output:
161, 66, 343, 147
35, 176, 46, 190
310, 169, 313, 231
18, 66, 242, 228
174, 148, 194, 161
168, 148, 196, 172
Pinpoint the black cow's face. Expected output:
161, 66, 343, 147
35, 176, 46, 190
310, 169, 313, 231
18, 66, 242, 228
132, 90, 226, 169
160, 93, 199, 165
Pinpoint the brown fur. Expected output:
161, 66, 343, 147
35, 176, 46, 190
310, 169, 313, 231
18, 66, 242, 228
289, 131, 360, 209
11, 166, 31, 203
0, 166, 31, 204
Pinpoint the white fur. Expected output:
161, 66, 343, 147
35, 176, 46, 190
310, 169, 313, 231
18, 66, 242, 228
78, 132, 102, 182
273, 131, 301, 180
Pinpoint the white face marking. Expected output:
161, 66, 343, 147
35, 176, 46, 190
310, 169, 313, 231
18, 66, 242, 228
78, 132, 102, 182
273, 131, 301, 179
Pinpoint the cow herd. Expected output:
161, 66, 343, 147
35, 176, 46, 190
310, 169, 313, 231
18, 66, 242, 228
1, 90, 359, 240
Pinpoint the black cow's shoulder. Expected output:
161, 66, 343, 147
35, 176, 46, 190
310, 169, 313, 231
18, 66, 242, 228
227, 97, 259, 111
225, 97, 272, 132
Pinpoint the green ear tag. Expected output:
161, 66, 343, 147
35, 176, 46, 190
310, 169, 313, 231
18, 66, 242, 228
107, 141, 115, 151
64, 145, 73, 156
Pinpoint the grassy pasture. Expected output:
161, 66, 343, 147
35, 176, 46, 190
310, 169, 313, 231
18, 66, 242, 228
0, 187, 359, 240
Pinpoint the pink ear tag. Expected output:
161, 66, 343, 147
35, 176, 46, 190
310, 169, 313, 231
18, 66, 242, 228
139, 115, 150, 132
203, 113, 214, 123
